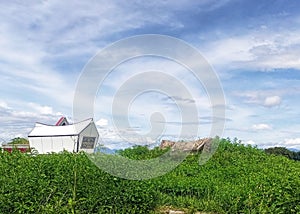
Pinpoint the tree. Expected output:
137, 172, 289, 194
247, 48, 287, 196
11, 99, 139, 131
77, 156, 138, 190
265, 147, 300, 161
7, 137, 29, 145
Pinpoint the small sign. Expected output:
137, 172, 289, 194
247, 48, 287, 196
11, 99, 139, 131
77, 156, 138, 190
81, 137, 96, 149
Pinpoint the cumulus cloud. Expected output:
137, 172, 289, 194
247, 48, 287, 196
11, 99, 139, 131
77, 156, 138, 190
28, 103, 57, 115
252, 123, 272, 131
204, 26, 300, 71
0, 101, 9, 109
263, 96, 281, 107
282, 138, 300, 148
242, 140, 257, 146
0, 101, 64, 141
96, 126, 156, 149
235, 91, 282, 108
268, 138, 300, 150
96, 118, 108, 127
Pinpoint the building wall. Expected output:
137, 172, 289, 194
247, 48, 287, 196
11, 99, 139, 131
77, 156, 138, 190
2, 144, 30, 153
28, 121, 99, 154
78, 122, 99, 153
29, 136, 78, 154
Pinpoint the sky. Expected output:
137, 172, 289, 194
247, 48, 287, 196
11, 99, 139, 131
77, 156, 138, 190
1, 0, 300, 150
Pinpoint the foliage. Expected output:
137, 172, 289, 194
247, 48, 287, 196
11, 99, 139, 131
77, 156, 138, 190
7, 137, 29, 145
151, 139, 300, 213
0, 138, 299, 213
265, 146, 300, 161
116, 145, 169, 160
0, 151, 157, 213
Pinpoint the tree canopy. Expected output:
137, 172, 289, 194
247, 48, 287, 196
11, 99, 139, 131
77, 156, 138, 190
7, 137, 29, 145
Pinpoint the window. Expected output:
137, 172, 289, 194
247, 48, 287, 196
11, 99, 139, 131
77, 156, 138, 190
81, 137, 96, 149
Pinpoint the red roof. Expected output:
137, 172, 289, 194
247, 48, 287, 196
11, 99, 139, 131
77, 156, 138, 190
55, 117, 64, 126
55, 117, 68, 126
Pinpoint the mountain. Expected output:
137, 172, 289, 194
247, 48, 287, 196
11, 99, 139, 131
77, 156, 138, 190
95, 146, 117, 154
288, 148, 300, 152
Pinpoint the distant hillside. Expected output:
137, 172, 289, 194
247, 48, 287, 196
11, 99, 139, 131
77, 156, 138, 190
265, 146, 300, 161
288, 148, 300, 152
95, 146, 117, 154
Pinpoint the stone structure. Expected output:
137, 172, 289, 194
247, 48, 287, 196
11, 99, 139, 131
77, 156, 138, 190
160, 138, 212, 152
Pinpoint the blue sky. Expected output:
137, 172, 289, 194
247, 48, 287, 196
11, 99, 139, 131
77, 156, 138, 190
1, 0, 300, 149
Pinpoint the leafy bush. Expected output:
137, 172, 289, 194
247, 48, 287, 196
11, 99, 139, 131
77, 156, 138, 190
0, 138, 299, 213
151, 139, 300, 213
117, 145, 169, 160
7, 137, 29, 145
265, 147, 300, 161
0, 151, 157, 213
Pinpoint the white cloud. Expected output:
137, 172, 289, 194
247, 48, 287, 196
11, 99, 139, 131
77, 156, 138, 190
96, 118, 108, 127
282, 138, 300, 149
234, 91, 282, 108
0, 101, 9, 109
96, 126, 156, 149
268, 138, 300, 150
263, 96, 281, 107
28, 103, 55, 115
203, 26, 300, 71
2, 0, 225, 113
252, 123, 272, 131
242, 140, 257, 146
0, 101, 64, 141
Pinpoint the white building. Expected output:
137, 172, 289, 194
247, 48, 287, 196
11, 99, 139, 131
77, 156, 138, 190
28, 118, 99, 154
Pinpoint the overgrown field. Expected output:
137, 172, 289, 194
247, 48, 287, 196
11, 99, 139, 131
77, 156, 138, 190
0, 138, 299, 213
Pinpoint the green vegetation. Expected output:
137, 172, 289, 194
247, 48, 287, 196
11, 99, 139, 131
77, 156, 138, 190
117, 145, 169, 160
265, 147, 300, 161
0, 138, 299, 213
7, 137, 29, 145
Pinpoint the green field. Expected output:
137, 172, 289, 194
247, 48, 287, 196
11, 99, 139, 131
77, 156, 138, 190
0, 138, 299, 213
